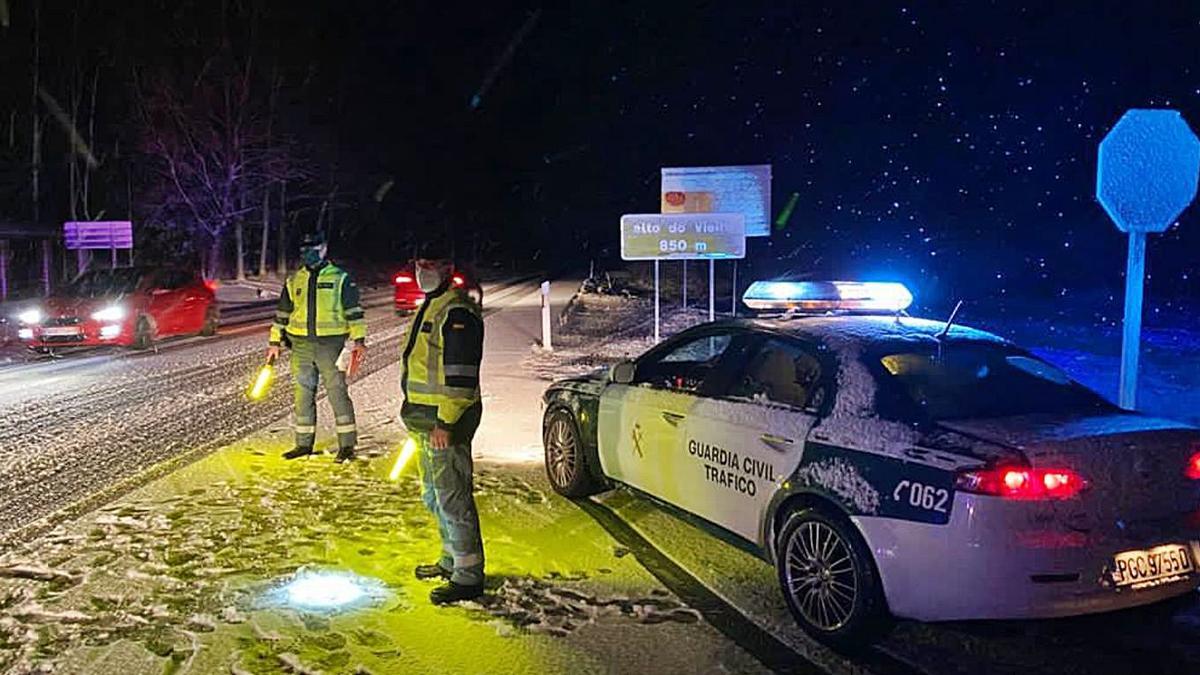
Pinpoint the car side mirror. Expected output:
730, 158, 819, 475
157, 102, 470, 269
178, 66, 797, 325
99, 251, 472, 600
610, 360, 636, 385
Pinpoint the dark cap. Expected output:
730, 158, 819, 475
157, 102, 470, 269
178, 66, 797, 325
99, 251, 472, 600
299, 231, 327, 248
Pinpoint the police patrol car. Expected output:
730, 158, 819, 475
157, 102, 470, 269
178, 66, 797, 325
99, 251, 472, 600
540, 281, 1200, 646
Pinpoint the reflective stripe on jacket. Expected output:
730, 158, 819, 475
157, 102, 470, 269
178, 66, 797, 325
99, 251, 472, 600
400, 284, 483, 432
269, 262, 366, 344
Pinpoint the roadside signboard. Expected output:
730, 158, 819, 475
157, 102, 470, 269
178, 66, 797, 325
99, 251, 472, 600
661, 165, 771, 237
63, 221, 133, 250
1096, 109, 1200, 409
620, 213, 746, 261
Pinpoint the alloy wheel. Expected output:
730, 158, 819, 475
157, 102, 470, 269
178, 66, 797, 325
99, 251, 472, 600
783, 520, 858, 631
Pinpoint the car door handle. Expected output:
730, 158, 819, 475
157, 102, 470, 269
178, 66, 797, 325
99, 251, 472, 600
661, 411, 686, 427
760, 433, 794, 450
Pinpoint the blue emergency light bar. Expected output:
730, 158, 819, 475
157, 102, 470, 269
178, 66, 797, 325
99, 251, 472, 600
742, 281, 913, 314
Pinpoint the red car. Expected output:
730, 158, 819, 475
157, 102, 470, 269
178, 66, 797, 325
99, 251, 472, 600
393, 263, 481, 313
16, 267, 218, 350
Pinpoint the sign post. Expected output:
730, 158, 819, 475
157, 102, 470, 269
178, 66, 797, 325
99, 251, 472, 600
620, 212, 746, 342
1096, 109, 1200, 409
64, 221, 134, 275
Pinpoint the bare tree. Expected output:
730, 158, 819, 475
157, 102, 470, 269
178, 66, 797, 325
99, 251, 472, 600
133, 48, 290, 279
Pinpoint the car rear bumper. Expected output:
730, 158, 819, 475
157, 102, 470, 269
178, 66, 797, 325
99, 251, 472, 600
854, 497, 1200, 621
394, 293, 424, 311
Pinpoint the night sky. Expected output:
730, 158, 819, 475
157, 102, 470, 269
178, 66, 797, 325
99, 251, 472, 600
335, 1, 1200, 305
5, 1, 1200, 307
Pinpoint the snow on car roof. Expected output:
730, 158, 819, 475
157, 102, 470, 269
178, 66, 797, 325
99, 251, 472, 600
740, 314, 1010, 348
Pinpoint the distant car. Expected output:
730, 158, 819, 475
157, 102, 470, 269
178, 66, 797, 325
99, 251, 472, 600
541, 280, 1200, 647
15, 267, 218, 351
392, 263, 481, 313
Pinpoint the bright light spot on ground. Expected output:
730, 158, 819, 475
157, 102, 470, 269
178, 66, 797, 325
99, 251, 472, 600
280, 571, 383, 610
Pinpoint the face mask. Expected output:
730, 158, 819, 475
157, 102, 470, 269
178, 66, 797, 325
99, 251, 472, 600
300, 245, 326, 267
416, 264, 446, 292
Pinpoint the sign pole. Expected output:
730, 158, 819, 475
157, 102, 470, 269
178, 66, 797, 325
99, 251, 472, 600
682, 261, 687, 309
731, 260, 738, 317
1118, 231, 1147, 409
708, 259, 715, 321
654, 260, 661, 344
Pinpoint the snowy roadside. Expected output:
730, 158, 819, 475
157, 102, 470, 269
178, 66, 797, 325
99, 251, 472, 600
0, 281, 770, 675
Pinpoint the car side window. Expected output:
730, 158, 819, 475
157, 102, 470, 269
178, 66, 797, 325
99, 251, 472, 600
633, 333, 734, 394
727, 338, 829, 412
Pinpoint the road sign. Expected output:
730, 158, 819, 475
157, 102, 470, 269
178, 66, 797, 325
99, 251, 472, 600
661, 165, 771, 237
1096, 109, 1200, 409
63, 221, 133, 250
1098, 110, 1200, 233
620, 213, 746, 261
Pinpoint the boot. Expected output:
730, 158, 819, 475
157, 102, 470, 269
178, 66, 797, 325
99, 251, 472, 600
282, 446, 314, 460
334, 446, 356, 463
414, 563, 452, 581
430, 581, 484, 605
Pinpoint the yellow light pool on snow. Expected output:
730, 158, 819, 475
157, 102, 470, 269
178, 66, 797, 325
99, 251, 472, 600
248, 363, 275, 400
389, 437, 419, 480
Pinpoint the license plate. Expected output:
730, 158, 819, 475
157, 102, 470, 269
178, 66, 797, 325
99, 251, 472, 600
42, 327, 81, 337
1110, 544, 1194, 588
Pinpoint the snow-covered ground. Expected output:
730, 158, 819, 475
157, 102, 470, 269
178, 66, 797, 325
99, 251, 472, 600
0, 277, 771, 675
4, 274, 1200, 675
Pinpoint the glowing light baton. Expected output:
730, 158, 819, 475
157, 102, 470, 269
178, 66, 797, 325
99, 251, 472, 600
389, 437, 419, 480
248, 354, 277, 401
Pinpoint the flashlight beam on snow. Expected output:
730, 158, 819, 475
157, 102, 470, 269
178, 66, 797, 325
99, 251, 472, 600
389, 438, 418, 480
274, 570, 386, 611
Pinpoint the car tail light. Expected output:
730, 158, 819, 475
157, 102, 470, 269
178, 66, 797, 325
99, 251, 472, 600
204, 279, 218, 292
1185, 447, 1200, 480
452, 274, 465, 287
956, 466, 1087, 500
394, 274, 414, 285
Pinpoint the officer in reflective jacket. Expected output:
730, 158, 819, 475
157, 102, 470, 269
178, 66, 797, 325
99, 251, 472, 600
400, 256, 486, 604
267, 232, 367, 463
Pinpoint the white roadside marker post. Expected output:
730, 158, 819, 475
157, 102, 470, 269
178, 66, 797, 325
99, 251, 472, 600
540, 280, 553, 352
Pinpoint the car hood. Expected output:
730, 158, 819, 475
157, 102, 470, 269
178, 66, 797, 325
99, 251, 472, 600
44, 295, 124, 317
940, 412, 1200, 536
548, 369, 609, 397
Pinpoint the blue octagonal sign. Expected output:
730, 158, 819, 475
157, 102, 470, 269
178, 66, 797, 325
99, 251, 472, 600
1097, 109, 1200, 233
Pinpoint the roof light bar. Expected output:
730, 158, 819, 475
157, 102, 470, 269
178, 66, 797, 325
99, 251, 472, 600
742, 281, 913, 313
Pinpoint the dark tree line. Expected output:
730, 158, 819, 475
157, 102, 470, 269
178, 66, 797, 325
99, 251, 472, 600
0, 0, 359, 280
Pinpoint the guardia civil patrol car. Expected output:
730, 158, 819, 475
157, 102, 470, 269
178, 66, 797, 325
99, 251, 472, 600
541, 281, 1200, 646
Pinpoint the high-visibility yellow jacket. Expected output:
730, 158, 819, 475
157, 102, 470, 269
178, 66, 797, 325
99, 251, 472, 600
269, 262, 366, 344
400, 284, 484, 433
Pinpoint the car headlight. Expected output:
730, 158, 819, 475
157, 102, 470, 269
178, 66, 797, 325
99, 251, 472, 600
17, 308, 43, 325
91, 305, 127, 322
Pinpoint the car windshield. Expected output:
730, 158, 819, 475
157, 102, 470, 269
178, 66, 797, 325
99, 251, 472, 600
64, 268, 144, 297
874, 342, 1113, 421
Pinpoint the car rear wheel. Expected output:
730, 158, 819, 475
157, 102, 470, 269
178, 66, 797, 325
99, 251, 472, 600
200, 306, 219, 336
543, 408, 604, 497
776, 506, 890, 649
131, 317, 155, 350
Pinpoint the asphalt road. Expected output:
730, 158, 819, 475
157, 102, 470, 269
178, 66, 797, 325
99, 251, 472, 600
0, 278, 536, 542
